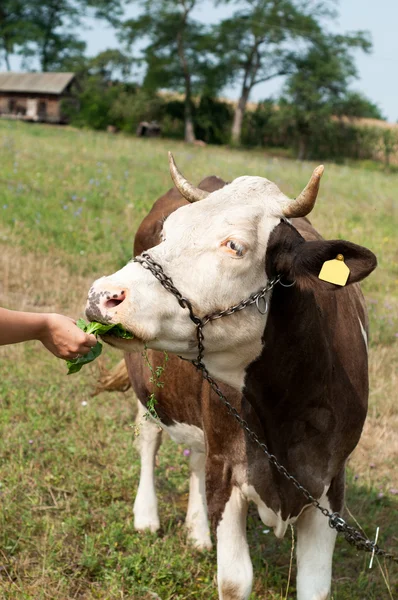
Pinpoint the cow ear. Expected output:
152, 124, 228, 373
291, 240, 377, 289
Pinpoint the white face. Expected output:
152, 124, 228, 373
86, 176, 290, 390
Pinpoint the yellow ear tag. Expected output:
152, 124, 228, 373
318, 254, 350, 286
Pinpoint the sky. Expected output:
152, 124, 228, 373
12, 0, 398, 122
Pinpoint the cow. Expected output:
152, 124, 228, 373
86, 154, 377, 600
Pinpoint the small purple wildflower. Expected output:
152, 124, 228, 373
389, 488, 398, 495
377, 492, 384, 499
29, 440, 33, 444
63, 205, 68, 210
183, 448, 191, 457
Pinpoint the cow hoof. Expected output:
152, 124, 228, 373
187, 531, 212, 551
134, 515, 160, 533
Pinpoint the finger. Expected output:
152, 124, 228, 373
80, 345, 94, 355
85, 334, 97, 347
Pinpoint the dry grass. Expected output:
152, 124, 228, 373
0, 234, 92, 315
351, 345, 398, 486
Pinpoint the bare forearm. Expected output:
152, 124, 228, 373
0, 308, 97, 359
0, 308, 49, 345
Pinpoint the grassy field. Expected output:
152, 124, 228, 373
0, 120, 397, 599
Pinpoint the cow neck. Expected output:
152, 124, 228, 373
243, 280, 331, 445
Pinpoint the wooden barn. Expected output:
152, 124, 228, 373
0, 72, 77, 124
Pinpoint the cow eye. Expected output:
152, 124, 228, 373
225, 239, 246, 257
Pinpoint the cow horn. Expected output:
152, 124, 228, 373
283, 165, 324, 218
168, 152, 209, 203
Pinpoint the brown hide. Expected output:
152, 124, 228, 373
242, 220, 373, 519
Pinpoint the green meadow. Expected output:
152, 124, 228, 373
0, 120, 397, 599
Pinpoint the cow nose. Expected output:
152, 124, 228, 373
103, 289, 126, 310
86, 283, 127, 321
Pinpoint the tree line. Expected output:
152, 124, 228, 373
1, 0, 392, 161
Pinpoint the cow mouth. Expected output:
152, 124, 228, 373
99, 328, 148, 348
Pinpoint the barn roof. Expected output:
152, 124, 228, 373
0, 72, 75, 95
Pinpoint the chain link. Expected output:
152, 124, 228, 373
135, 253, 398, 564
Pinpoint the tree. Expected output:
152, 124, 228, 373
121, 0, 224, 143
0, 0, 28, 70
16, 0, 124, 72
278, 31, 372, 159
214, 0, 339, 145
335, 91, 385, 121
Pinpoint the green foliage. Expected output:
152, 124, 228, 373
213, 0, 338, 144
0, 0, 28, 70
241, 99, 276, 147
279, 30, 372, 159
4, 0, 123, 72
121, 0, 222, 95
142, 349, 169, 420
110, 88, 165, 134
240, 99, 396, 165
195, 95, 234, 145
66, 319, 134, 374
336, 91, 385, 120
120, 0, 228, 141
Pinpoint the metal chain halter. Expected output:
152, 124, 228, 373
135, 252, 398, 564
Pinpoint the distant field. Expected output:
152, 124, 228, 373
0, 121, 397, 599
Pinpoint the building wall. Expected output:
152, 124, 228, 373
0, 93, 63, 123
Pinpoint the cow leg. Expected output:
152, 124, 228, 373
133, 401, 162, 532
216, 486, 253, 600
185, 449, 212, 550
295, 492, 337, 600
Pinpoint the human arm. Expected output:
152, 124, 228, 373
0, 308, 97, 359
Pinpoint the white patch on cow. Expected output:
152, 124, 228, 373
162, 422, 205, 452
133, 402, 162, 532
358, 317, 368, 352
158, 421, 212, 548
134, 410, 210, 548
217, 486, 253, 600
87, 175, 289, 391
296, 490, 336, 600
185, 449, 212, 550
241, 483, 289, 538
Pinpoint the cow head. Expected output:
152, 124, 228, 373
86, 154, 376, 390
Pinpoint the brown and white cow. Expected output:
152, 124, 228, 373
87, 155, 377, 600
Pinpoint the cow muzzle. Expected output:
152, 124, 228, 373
85, 281, 127, 323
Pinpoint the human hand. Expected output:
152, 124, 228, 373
39, 314, 97, 360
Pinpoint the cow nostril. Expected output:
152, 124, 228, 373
104, 291, 126, 310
